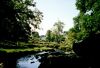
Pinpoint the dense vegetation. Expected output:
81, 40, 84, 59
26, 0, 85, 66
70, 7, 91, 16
0, 0, 100, 58
1, 0, 100, 68
46, 20, 65, 43
64, 0, 100, 51
0, 0, 43, 42
0, 0, 43, 49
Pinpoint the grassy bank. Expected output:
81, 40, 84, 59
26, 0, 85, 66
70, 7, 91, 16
0, 47, 53, 53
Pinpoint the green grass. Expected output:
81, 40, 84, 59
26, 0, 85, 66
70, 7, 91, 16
0, 47, 53, 53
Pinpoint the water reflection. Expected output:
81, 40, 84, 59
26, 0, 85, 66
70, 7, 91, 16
16, 51, 65, 68
16, 55, 41, 68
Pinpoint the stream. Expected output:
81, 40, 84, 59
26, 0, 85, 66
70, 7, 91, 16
0, 50, 73, 68
16, 51, 50, 68
16, 55, 41, 68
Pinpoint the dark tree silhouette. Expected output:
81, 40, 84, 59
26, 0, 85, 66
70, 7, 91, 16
0, 0, 43, 42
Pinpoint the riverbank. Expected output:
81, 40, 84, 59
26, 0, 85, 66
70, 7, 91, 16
0, 45, 75, 68
0, 47, 53, 53
0, 47, 54, 61
0, 47, 54, 68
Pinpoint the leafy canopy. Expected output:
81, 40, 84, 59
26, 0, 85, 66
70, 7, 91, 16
0, 0, 43, 42
74, 0, 100, 41
65, 0, 100, 50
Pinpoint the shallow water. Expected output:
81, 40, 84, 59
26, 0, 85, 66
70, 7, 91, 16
16, 51, 49, 68
16, 55, 41, 68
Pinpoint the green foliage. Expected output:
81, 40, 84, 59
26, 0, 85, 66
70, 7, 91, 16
74, 0, 100, 41
31, 31, 39, 39
65, 28, 76, 50
65, 0, 100, 51
53, 20, 64, 35
45, 20, 65, 43
0, 0, 43, 42
29, 31, 40, 45
46, 30, 52, 42
52, 20, 65, 43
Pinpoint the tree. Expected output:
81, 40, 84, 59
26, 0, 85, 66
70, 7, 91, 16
72, 1, 100, 67
65, 0, 100, 51
0, 0, 43, 42
73, 0, 100, 41
30, 31, 40, 43
31, 31, 39, 39
46, 30, 52, 42
53, 20, 64, 35
65, 28, 77, 50
52, 20, 64, 43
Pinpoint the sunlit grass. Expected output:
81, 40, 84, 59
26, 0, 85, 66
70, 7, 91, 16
0, 47, 53, 53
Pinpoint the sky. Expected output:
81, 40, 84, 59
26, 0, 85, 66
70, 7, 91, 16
35, 0, 79, 35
